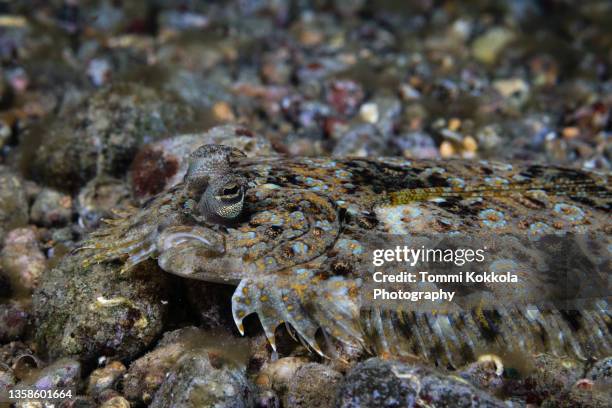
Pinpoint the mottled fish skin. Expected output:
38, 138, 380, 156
80, 149, 611, 364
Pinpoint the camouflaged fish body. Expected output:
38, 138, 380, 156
82, 146, 611, 364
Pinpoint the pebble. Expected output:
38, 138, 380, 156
87, 361, 127, 398
1, 227, 46, 293
393, 131, 439, 159
359, 102, 379, 123
20, 358, 81, 391
0, 301, 29, 342
471, 27, 515, 64
458, 354, 504, 394
0, 169, 28, 242
30, 188, 73, 227
326, 79, 364, 117
283, 363, 343, 408
256, 357, 309, 391
440, 140, 456, 158
100, 395, 131, 408
493, 77, 530, 106
212, 101, 236, 122
332, 124, 386, 157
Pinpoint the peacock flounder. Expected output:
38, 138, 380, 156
79, 144, 611, 365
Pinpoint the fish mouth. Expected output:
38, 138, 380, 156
156, 225, 229, 279
158, 229, 224, 253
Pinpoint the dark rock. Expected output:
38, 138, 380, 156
33, 252, 170, 363
31, 83, 195, 191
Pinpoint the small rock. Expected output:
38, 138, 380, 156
462, 135, 478, 153
459, 354, 504, 394
562, 126, 581, 140
477, 124, 504, 151
393, 131, 439, 159
359, 102, 379, 123
87, 361, 127, 398
471, 27, 515, 64
0, 342, 34, 371
21, 358, 81, 391
333, 124, 387, 157
57, 395, 98, 408
0, 169, 28, 242
256, 357, 309, 392
493, 78, 530, 106
369, 96, 402, 137
77, 176, 131, 230
508, 354, 585, 405
1, 227, 46, 293
149, 349, 253, 408
399, 83, 421, 101
30, 188, 73, 227
284, 363, 343, 408
586, 357, 612, 387
0, 301, 29, 342
440, 140, 456, 158
123, 329, 201, 404
100, 395, 131, 408
0, 363, 16, 393
541, 387, 610, 408
336, 358, 506, 408
87, 58, 112, 87
326, 79, 365, 117
212, 101, 236, 122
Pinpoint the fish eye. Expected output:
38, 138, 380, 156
199, 176, 246, 221
218, 183, 241, 201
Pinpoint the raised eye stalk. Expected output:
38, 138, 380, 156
184, 144, 248, 222
199, 174, 247, 221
